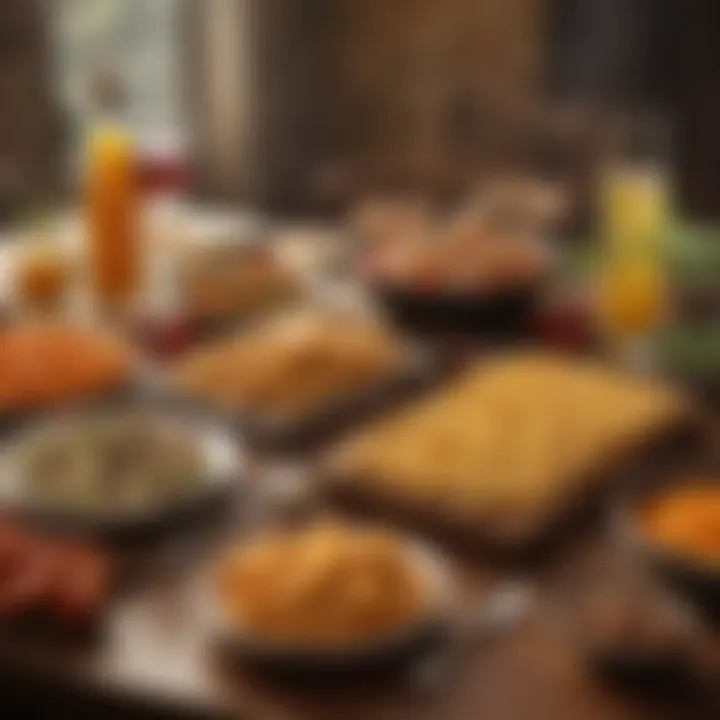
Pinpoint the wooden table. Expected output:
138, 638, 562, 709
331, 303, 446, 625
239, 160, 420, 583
0, 469, 716, 720
0, 222, 717, 718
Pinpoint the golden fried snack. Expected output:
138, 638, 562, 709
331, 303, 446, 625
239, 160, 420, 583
182, 244, 298, 322
216, 523, 428, 645
174, 311, 402, 417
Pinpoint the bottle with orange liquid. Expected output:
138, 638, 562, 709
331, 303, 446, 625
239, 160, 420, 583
84, 69, 141, 311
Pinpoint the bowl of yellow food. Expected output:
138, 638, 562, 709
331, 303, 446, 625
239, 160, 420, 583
205, 521, 457, 676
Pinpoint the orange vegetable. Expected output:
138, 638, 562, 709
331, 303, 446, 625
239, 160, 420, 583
641, 483, 720, 562
0, 324, 132, 411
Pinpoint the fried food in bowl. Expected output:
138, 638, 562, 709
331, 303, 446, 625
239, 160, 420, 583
214, 522, 448, 650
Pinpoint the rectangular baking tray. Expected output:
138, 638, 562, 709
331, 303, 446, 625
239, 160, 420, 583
318, 411, 706, 558
164, 343, 443, 454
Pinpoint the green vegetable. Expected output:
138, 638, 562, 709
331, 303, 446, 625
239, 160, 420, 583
654, 324, 720, 374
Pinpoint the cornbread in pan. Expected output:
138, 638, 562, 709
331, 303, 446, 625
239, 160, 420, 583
325, 354, 693, 530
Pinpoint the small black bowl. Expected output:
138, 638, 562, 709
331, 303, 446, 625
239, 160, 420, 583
560, 576, 702, 691
588, 643, 694, 690
636, 544, 720, 621
373, 282, 542, 338
218, 618, 445, 681
204, 540, 457, 680
616, 470, 720, 620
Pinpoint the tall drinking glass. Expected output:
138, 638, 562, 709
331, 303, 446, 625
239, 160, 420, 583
597, 115, 671, 368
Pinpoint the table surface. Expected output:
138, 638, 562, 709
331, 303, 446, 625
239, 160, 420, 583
0, 471, 717, 720
0, 216, 718, 719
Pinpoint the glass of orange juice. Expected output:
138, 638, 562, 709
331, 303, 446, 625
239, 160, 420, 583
598, 256, 667, 335
596, 114, 671, 365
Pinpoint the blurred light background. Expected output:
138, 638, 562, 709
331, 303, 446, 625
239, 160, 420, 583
1, 0, 719, 221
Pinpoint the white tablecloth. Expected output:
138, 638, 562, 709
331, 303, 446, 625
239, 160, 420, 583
0, 201, 354, 322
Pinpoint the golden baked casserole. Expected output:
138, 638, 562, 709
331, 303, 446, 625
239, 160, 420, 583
327, 354, 690, 521
173, 311, 403, 418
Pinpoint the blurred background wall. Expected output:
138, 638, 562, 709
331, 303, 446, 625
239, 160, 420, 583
187, 0, 255, 204
1, 0, 720, 220
0, 0, 60, 218
51, 0, 185, 153
316, 0, 548, 204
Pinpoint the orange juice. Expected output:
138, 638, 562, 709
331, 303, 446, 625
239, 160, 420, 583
598, 163, 669, 339
601, 165, 668, 252
598, 259, 667, 337
85, 124, 141, 307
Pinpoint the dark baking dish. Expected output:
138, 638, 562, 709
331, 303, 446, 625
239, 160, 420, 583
616, 459, 720, 620
167, 344, 441, 455
364, 233, 556, 338
372, 281, 543, 338
320, 412, 703, 559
